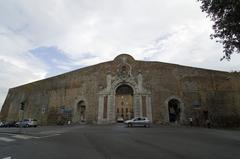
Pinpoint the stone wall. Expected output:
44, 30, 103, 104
1, 54, 240, 127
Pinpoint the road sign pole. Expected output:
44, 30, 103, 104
18, 102, 25, 134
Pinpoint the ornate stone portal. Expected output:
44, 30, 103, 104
97, 54, 152, 124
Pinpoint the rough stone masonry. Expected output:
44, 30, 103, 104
1, 54, 240, 127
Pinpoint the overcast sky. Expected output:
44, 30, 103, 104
0, 0, 240, 110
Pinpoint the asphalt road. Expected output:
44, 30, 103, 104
0, 124, 240, 159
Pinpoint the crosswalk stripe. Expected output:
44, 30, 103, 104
12, 134, 36, 139
2, 156, 12, 159
37, 133, 60, 139
0, 132, 61, 142
0, 137, 15, 142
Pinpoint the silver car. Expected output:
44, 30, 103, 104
124, 117, 150, 128
16, 118, 38, 127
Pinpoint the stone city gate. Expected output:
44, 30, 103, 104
97, 72, 152, 124
97, 54, 152, 124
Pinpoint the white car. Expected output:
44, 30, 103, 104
124, 117, 150, 128
16, 119, 38, 127
117, 117, 124, 123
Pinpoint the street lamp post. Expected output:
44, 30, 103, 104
19, 102, 25, 134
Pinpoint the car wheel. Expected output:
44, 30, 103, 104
145, 124, 150, 128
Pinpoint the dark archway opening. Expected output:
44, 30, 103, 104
116, 84, 134, 121
168, 99, 180, 122
116, 84, 133, 95
77, 101, 86, 122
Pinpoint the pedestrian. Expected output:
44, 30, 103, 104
206, 119, 211, 128
189, 117, 193, 127
68, 120, 71, 125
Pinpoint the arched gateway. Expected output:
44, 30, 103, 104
168, 99, 180, 122
115, 84, 134, 120
77, 101, 86, 122
164, 96, 185, 124
97, 54, 152, 124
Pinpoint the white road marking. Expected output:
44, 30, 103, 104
39, 130, 67, 134
36, 133, 60, 139
0, 133, 60, 143
2, 156, 12, 159
0, 137, 15, 142
12, 134, 37, 140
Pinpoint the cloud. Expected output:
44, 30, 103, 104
0, 0, 240, 110
30, 46, 75, 75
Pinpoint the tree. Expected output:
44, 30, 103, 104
198, 0, 240, 60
